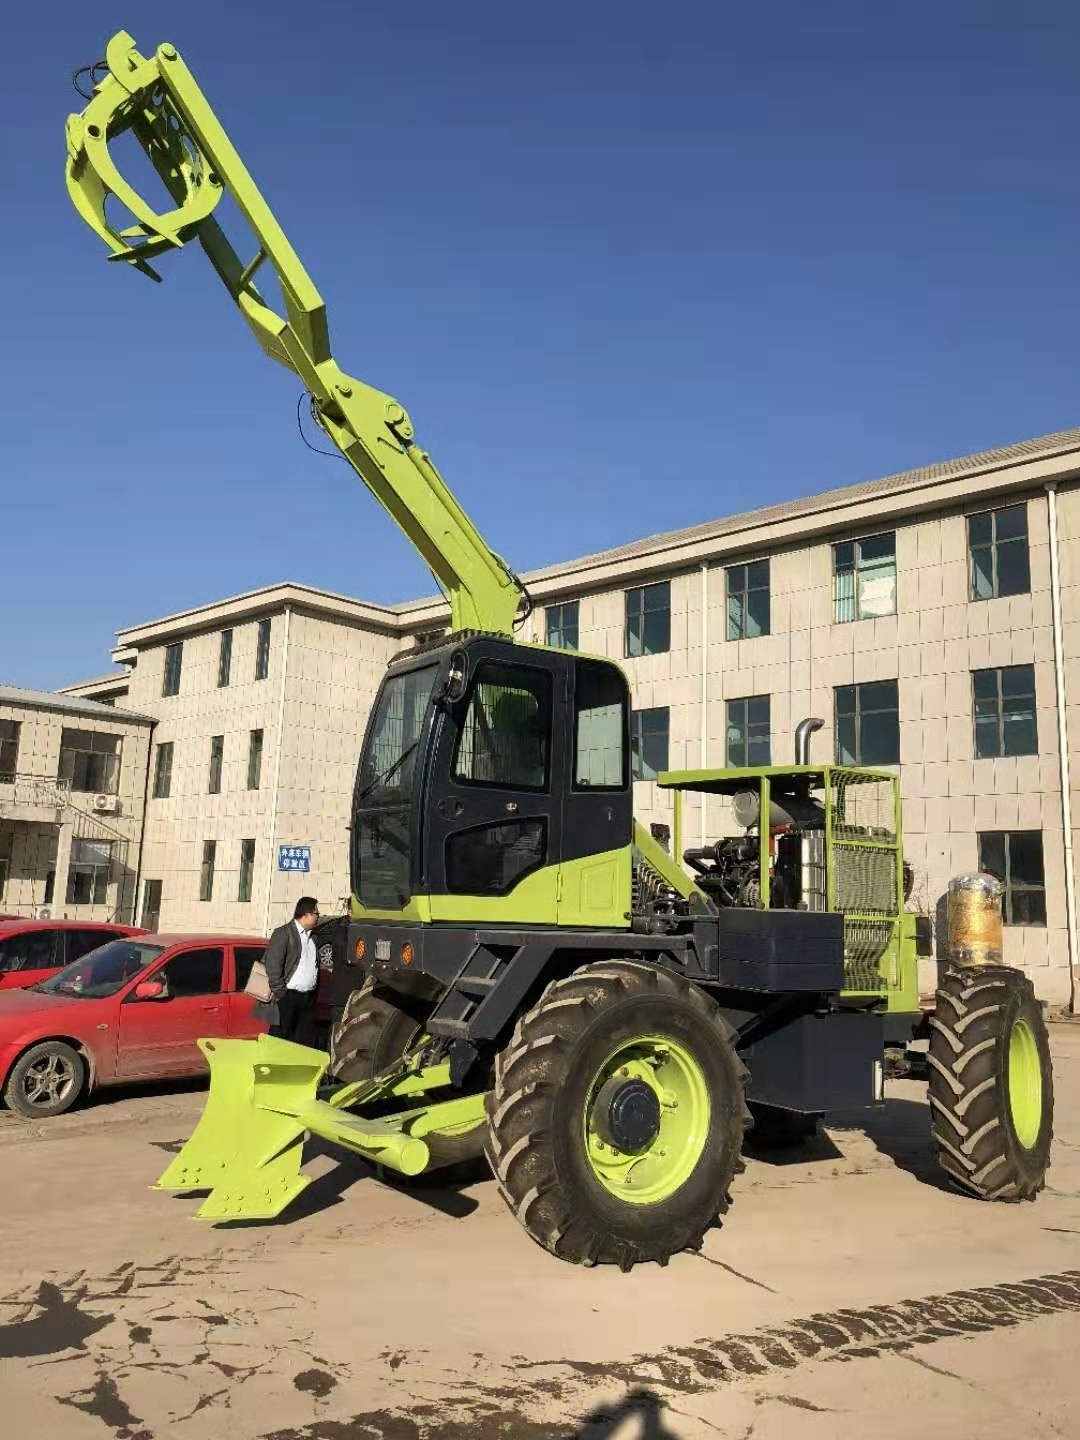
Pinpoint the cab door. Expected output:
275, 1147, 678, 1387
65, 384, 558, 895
424, 645, 566, 919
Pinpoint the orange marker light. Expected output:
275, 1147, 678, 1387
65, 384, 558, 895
354, 938, 366, 961
401, 942, 415, 966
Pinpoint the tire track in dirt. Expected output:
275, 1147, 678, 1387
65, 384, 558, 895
259, 1269, 1080, 1439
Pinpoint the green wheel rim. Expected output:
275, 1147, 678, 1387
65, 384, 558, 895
583, 1035, 711, 1205
1008, 1018, 1043, 1150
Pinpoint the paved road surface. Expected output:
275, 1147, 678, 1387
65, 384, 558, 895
1, 1029, 1078, 1440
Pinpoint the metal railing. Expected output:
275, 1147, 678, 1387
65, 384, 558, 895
0, 773, 73, 809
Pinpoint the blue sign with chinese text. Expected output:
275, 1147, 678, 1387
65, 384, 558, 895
278, 845, 311, 873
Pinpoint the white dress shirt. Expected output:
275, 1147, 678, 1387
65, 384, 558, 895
287, 920, 318, 992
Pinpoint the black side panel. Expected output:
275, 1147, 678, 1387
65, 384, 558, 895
738, 1011, 884, 1113
694, 909, 846, 992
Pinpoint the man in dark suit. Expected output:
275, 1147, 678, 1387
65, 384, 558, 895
264, 896, 321, 1045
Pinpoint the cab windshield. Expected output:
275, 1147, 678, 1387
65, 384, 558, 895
352, 663, 439, 909
34, 940, 165, 999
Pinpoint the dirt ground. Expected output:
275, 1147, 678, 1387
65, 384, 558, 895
0, 1028, 1078, 1440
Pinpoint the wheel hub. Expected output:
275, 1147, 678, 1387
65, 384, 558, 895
593, 1075, 662, 1153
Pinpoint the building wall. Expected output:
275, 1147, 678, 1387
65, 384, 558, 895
60, 466, 1080, 1006
0, 699, 150, 921
129, 606, 397, 936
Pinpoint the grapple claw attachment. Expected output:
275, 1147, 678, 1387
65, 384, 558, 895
65, 31, 223, 279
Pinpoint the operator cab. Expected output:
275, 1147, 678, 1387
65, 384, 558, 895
350, 635, 633, 917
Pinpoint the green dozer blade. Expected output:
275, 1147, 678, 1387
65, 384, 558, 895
155, 1034, 484, 1222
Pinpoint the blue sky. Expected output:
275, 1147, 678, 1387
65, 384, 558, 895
5, 1, 1079, 689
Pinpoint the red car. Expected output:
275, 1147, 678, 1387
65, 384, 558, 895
0, 920, 146, 990
0, 933, 269, 1118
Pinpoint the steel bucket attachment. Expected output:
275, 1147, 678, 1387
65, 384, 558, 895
156, 1035, 484, 1222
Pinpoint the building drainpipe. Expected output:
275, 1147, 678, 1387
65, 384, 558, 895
262, 606, 292, 935
700, 560, 709, 846
1045, 482, 1077, 1015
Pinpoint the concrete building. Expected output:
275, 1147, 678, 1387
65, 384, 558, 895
0, 687, 153, 920
56, 426, 1080, 1008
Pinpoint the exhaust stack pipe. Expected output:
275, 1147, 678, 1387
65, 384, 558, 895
794, 717, 824, 765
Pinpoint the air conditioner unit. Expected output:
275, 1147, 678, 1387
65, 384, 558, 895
92, 794, 119, 814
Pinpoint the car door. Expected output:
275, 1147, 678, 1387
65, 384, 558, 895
116, 945, 226, 1077
0, 929, 62, 990
227, 944, 269, 1038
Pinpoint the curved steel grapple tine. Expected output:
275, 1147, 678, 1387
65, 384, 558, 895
64, 31, 221, 278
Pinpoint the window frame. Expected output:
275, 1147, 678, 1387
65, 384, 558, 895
208, 734, 224, 795
57, 728, 122, 795
545, 600, 580, 652
162, 641, 183, 698
572, 659, 629, 792
218, 629, 233, 688
624, 581, 671, 658
968, 504, 1031, 602
238, 839, 256, 903
725, 695, 772, 768
450, 661, 553, 794
247, 729, 264, 791
157, 945, 225, 998
725, 560, 771, 641
255, 618, 272, 681
834, 680, 901, 766
0, 719, 20, 781
832, 531, 897, 624
152, 741, 173, 800
630, 705, 670, 782
977, 830, 1047, 927
66, 840, 113, 906
199, 840, 217, 902
971, 665, 1038, 760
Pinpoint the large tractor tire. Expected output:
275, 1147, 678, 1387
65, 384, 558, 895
928, 965, 1053, 1200
329, 981, 486, 1167
485, 960, 747, 1270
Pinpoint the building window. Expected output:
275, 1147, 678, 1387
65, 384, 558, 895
625, 581, 670, 658
0, 857, 7, 901
162, 641, 183, 697
208, 735, 224, 795
630, 706, 670, 781
218, 629, 233, 688
726, 696, 771, 767
978, 831, 1046, 926
238, 840, 256, 903
833, 533, 896, 623
199, 840, 217, 902
67, 840, 112, 906
141, 878, 162, 931
58, 729, 122, 794
151, 741, 173, 799
545, 601, 579, 651
835, 680, 900, 765
726, 561, 770, 640
255, 618, 272, 681
968, 505, 1030, 601
0, 720, 20, 782
973, 665, 1038, 759
247, 729, 264, 790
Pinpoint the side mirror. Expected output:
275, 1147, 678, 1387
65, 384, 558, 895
134, 978, 168, 1001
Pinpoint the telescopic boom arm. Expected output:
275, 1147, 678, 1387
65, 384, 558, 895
65, 31, 524, 636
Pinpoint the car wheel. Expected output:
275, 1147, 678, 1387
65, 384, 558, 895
4, 1041, 86, 1118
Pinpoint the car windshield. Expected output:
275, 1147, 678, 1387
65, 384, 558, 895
33, 940, 165, 999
